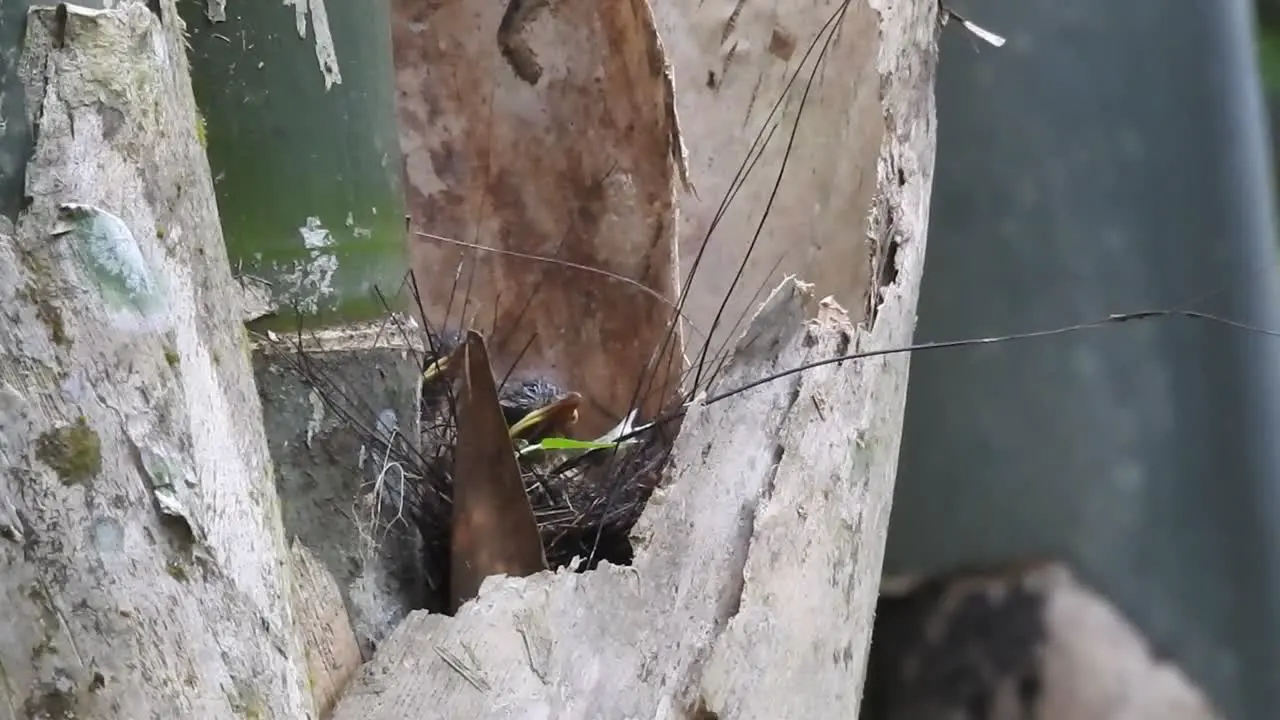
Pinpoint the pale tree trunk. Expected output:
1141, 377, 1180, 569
0, 3, 311, 718
661, 0, 927, 363
333, 0, 940, 717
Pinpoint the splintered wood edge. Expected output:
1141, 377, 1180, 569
328, 274, 903, 719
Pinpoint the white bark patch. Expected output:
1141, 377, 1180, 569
278, 215, 340, 314
306, 388, 326, 449
345, 210, 374, 239
282, 0, 343, 89
204, 0, 227, 23
53, 204, 169, 332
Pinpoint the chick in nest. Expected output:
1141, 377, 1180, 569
411, 326, 672, 594
419, 328, 583, 445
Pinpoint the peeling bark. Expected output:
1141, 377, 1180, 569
0, 4, 311, 717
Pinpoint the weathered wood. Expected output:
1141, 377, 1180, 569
290, 542, 362, 719
659, 0, 919, 363
0, 4, 311, 717
329, 0, 938, 715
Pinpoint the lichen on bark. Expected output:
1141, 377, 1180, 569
33, 417, 103, 485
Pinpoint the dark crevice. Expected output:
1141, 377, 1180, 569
879, 237, 900, 290
497, 0, 548, 85
690, 697, 720, 720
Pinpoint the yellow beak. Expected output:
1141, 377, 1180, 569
422, 354, 453, 384
507, 393, 583, 441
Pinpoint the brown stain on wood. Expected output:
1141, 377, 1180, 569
767, 27, 796, 62
449, 331, 548, 612
393, 0, 683, 437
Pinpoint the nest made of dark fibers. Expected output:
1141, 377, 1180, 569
372, 328, 679, 613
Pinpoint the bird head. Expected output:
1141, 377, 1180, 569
421, 340, 581, 442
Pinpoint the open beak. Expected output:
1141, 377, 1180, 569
508, 392, 583, 441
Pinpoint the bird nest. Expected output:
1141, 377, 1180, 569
374, 326, 679, 613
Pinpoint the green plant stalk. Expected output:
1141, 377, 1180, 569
518, 437, 637, 457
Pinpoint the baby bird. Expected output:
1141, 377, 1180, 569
419, 328, 581, 443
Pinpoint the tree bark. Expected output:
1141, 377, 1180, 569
661, 0, 917, 362
0, 4, 311, 717
331, 0, 940, 715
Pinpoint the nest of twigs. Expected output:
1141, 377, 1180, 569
382, 327, 679, 613
269, 296, 685, 616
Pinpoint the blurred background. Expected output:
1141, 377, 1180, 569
863, 1, 1280, 719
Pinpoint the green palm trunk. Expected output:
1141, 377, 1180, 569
1, 2, 35, 221
178, 0, 408, 331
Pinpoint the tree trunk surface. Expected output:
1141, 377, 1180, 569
331, 0, 940, 716
0, 3, 312, 718
662, 0, 917, 364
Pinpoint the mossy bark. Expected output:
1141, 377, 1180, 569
0, 4, 312, 717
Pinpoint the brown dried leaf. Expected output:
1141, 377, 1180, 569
449, 330, 548, 612
394, 0, 684, 436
